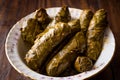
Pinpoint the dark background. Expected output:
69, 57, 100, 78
0, 0, 120, 80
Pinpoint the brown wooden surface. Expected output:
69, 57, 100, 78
0, 0, 120, 80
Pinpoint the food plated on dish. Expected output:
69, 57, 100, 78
5, 6, 115, 80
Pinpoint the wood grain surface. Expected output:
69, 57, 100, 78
0, 0, 120, 80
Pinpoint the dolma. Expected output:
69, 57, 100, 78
35, 8, 51, 29
74, 56, 93, 72
21, 8, 51, 44
25, 22, 80, 71
21, 19, 42, 44
47, 6, 71, 28
55, 6, 71, 23
80, 10, 93, 35
38, 19, 80, 74
86, 9, 108, 60
35, 6, 71, 43
46, 32, 86, 76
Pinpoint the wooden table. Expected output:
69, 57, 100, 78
0, 0, 120, 80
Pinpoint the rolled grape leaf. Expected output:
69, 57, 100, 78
47, 6, 71, 29
38, 19, 81, 74
35, 8, 51, 29
25, 22, 80, 71
86, 9, 108, 60
55, 6, 71, 23
46, 31, 86, 76
74, 56, 93, 72
21, 19, 43, 45
35, 6, 71, 43
80, 10, 93, 35
21, 8, 51, 45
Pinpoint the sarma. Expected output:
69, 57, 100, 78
47, 6, 71, 29
21, 19, 42, 44
38, 19, 80, 74
74, 56, 93, 72
21, 8, 51, 44
46, 32, 86, 76
35, 6, 71, 43
80, 10, 93, 35
35, 8, 51, 29
86, 9, 108, 60
25, 22, 80, 71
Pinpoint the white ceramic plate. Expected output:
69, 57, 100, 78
5, 7, 115, 80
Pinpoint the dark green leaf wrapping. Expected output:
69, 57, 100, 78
25, 22, 79, 71
47, 6, 71, 29
46, 32, 86, 76
86, 9, 108, 60
21, 8, 51, 45
21, 19, 43, 45
35, 8, 51, 29
68, 19, 81, 33
55, 6, 71, 23
34, 6, 71, 44
74, 56, 93, 72
38, 19, 81, 74
80, 10, 93, 35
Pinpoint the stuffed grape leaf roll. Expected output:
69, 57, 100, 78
35, 6, 71, 43
21, 8, 51, 44
86, 9, 108, 60
74, 56, 93, 72
21, 19, 42, 45
35, 8, 51, 29
25, 21, 80, 71
80, 10, 93, 35
46, 31, 86, 76
47, 6, 71, 28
